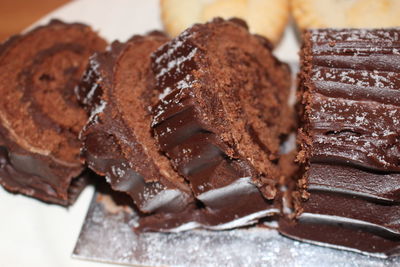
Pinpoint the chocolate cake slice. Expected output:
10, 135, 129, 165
280, 28, 400, 256
0, 20, 107, 205
149, 18, 292, 229
79, 32, 194, 214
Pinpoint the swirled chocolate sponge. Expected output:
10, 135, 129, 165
79, 32, 195, 214
0, 20, 107, 205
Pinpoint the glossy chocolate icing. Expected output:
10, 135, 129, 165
0, 20, 106, 205
79, 32, 195, 214
279, 217, 400, 256
282, 28, 400, 256
307, 163, 400, 202
149, 18, 291, 229
0, 143, 88, 205
300, 28, 400, 171
82, 131, 193, 213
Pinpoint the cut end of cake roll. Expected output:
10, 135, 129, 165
0, 19, 107, 205
149, 18, 293, 229
79, 32, 195, 214
280, 28, 400, 256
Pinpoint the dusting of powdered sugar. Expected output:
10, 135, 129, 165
78, 99, 107, 140
79, 57, 103, 105
139, 181, 165, 203
156, 47, 198, 79
87, 99, 107, 124
152, 74, 197, 126
310, 28, 400, 43
311, 94, 400, 132
309, 92, 400, 167
159, 73, 197, 100
312, 67, 399, 91
159, 86, 172, 100
307, 28, 400, 169
154, 29, 193, 65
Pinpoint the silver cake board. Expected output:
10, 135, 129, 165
72, 190, 400, 267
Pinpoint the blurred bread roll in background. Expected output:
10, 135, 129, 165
160, 0, 290, 45
291, 0, 400, 30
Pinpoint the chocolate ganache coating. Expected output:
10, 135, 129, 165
280, 28, 400, 256
0, 20, 107, 205
147, 18, 292, 230
79, 32, 195, 214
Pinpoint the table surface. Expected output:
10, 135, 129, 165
0, 0, 70, 41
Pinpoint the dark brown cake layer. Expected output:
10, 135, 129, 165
0, 20, 107, 205
279, 217, 400, 257
282, 28, 400, 256
150, 18, 291, 229
79, 32, 194, 214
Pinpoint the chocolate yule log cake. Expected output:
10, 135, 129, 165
279, 28, 400, 256
79, 32, 195, 214
0, 20, 107, 205
144, 18, 292, 230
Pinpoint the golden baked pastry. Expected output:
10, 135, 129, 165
291, 0, 400, 30
160, 0, 290, 45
